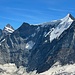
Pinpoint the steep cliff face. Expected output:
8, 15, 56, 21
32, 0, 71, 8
0, 14, 75, 73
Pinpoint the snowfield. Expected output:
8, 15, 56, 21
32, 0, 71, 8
0, 62, 75, 75
50, 14, 74, 42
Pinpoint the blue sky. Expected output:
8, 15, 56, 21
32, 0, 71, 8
0, 0, 75, 29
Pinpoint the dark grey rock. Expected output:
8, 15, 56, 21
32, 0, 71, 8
0, 14, 75, 73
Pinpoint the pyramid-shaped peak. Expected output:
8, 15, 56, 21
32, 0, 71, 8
3, 24, 14, 35
6, 24, 11, 26
66, 13, 75, 20
5, 24, 13, 28
5, 24, 14, 30
67, 13, 71, 16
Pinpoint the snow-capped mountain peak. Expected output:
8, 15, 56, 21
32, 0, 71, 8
0, 14, 75, 75
67, 13, 75, 20
61, 13, 75, 21
3, 24, 14, 35
50, 14, 74, 42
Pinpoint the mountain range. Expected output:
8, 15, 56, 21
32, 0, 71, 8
0, 14, 75, 74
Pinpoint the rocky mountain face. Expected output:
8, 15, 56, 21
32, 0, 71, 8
0, 14, 75, 73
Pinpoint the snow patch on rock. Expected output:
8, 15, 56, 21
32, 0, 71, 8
4, 26, 14, 33
25, 41, 35, 49
31, 33, 36, 37
0, 39, 5, 46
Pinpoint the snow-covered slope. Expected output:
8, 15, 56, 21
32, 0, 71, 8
50, 14, 74, 42
0, 14, 75, 75
41, 14, 74, 42
40, 20, 61, 27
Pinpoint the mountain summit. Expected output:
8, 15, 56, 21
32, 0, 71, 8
3, 24, 14, 35
0, 14, 75, 74
67, 13, 75, 20
49, 14, 74, 42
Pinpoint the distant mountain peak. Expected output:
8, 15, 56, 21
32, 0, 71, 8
3, 24, 14, 35
67, 13, 71, 16
49, 14, 74, 42
63, 13, 75, 21
65, 13, 72, 17
5, 24, 12, 28
68, 14, 75, 20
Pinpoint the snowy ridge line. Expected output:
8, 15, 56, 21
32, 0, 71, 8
50, 14, 74, 42
3, 24, 15, 34
30, 14, 74, 42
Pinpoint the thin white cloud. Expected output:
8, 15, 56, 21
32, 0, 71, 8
4, 7, 46, 21
6, 7, 43, 15
0, 16, 23, 22
48, 8, 74, 13
4, 7, 48, 21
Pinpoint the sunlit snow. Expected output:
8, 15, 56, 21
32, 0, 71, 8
5, 26, 14, 33
50, 14, 74, 42
0, 39, 5, 46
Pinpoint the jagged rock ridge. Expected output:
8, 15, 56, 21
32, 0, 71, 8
0, 14, 75, 73
3, 24, 14, 35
